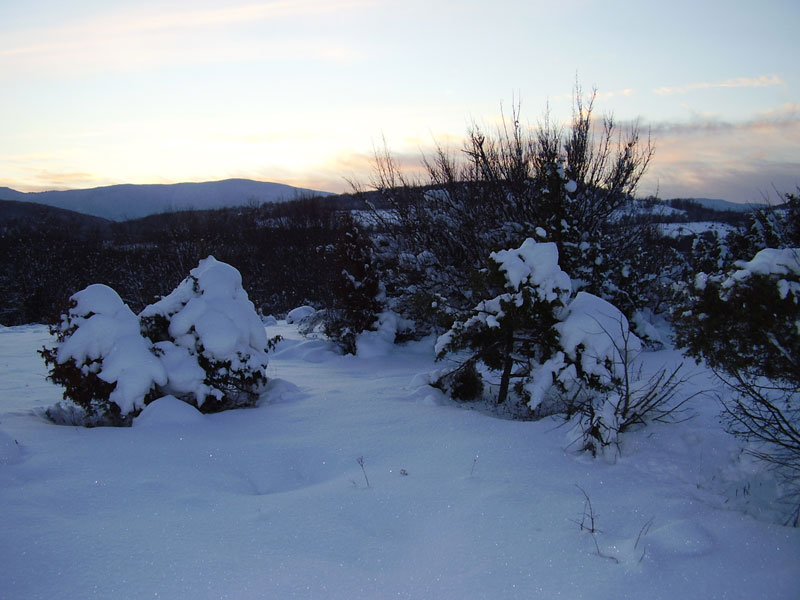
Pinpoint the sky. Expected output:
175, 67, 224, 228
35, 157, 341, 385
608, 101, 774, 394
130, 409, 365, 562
1, 0, 799, 203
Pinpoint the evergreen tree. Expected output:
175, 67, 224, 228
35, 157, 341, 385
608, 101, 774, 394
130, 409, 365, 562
323, 213, 385, 354
41, 257, 271, 426
675, 192, 800, 524
435, 239, 570, 406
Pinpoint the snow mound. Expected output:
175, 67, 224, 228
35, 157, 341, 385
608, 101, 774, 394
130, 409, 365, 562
133, 395, 205, 428
647, 519, 715, 558
261, 378, 305, 404
286, 305, 316, 324
270, 338, 340, 363
356, 312, 413, 358
557, 291, 641, 385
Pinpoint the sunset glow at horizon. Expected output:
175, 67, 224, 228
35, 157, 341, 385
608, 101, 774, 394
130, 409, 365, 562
2, 0, 798, 202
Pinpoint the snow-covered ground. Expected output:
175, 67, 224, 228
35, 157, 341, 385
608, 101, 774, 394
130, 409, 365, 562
659, 221, 736, 239
1, 323, 799, 599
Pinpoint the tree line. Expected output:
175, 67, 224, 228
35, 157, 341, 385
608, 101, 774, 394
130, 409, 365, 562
0, 195, 360, 326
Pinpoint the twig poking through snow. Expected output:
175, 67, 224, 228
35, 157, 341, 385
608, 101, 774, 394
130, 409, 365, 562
572, 485, 620, 564
634, 517, 654, 551
357, 456, 370, 488
635, 517, 654, 563
470, 454, 480, 477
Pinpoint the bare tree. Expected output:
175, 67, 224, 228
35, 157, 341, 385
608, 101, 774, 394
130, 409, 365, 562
363, 86, 656, 333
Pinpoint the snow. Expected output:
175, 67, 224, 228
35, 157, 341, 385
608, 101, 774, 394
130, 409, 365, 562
140, 256, 269, 405
142, 255, 269, 356
56, 284, 167, 415
721, 248, 800, 301
132, 395, 206, 429
151, 340, 210, 400
731, 247, 800, 278
659, 221, 735, 239
557, 291, 642, 385
285, 305, 316, 324
355, 311, 414, 358
0, 429, 23, 465
490, 239, 571, 302
524, 352, 568, 409
1, 323, 799, 599
57, 284, 138, 365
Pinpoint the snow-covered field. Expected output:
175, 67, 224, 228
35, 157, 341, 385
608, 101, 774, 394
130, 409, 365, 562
659, 221, 735, 239
1, 323, 799, 599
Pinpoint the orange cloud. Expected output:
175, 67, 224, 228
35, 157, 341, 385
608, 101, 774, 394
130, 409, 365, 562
0, 170, 101, 193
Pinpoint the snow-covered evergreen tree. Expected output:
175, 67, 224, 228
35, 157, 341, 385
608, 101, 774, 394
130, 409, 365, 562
675, 193, 800, 524
435, 239, 570, 406
42, 257, 270, 425
436, 238, 640, 416
40, 284, 167, 426
140, 256, 270, 412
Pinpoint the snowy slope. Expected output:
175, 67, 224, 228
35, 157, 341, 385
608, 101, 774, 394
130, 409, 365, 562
659, 221, 736, 238
1, 324, 798, 599
0, 179, 332, 221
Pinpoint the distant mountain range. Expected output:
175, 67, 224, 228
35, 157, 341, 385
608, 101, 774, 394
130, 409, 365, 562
0, 179, 332, 221
0, 178, 765, 224
687, 197, 766, 213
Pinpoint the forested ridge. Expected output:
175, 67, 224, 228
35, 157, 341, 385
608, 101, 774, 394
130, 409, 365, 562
0, 190, 750, 328
0, 194, 363, 325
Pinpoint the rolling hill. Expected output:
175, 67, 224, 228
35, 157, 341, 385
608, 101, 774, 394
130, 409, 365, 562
0, 179, 332, 221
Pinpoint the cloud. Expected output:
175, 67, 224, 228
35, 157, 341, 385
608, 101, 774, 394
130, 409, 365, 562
4, 0, 375, 45
124, 0, 377, 32
320, 108, 800, 202
641, 102, 799, 137
548, 87, 635, 105
597, 88, 634, 100
0, 0, 370, 76
653, 74, 784, 95
637, 111, 800, 202
0, 169, 100, 192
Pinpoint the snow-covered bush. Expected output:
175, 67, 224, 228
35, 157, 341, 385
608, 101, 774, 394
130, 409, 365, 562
41, 257, 270, 425
286, 305, 316, 325
40, 284, 167, 426
677, 248, 800, 381
563, 301, 691, 456
676, 244, 800, 523
139, 256, 270, 413
436, 239, 641, 413
435, 239, 570, 406
435, 237, 690, 453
